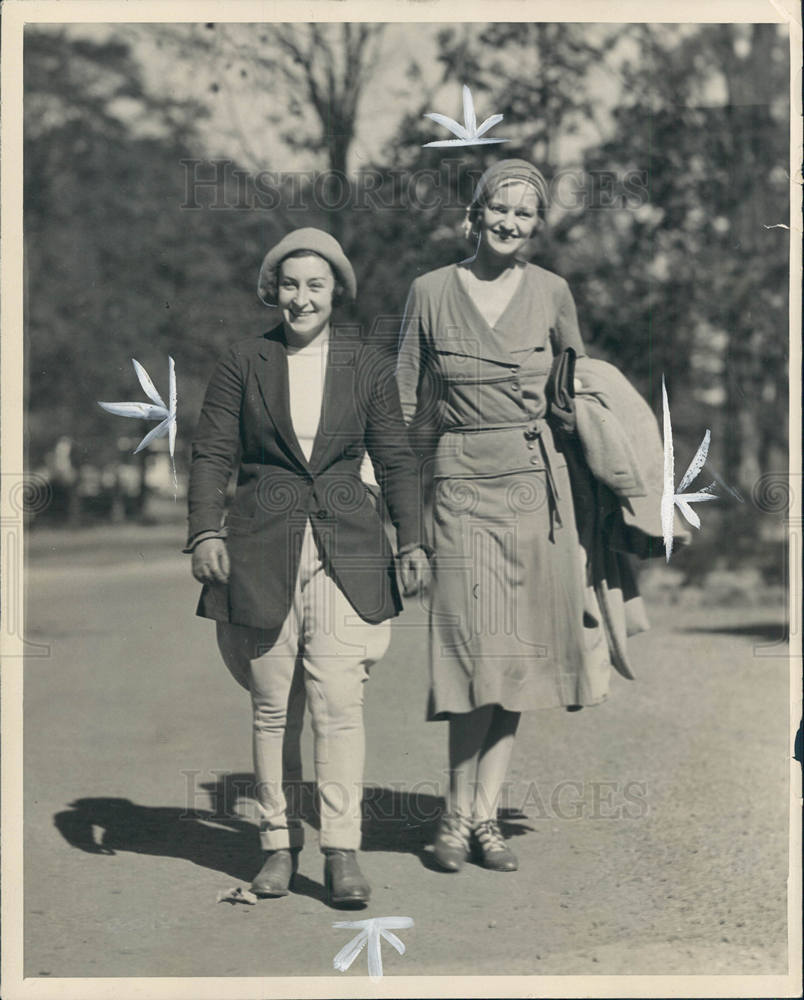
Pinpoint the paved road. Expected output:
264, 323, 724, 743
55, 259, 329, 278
22, 527, 791, 980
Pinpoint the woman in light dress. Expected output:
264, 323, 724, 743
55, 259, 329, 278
397, 159, 602, 873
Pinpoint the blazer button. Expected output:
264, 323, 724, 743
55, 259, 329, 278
511, 381, 520, 391
530, 456, 540, 465
315, 508, 328, 519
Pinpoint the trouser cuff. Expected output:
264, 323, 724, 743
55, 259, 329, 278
260, 827, 304, 851
319, 831, 362, 852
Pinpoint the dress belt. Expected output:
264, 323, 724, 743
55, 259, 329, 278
443, 417, 545, 433
441, 417, 563, 535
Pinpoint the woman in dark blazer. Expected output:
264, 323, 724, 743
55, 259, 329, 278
186, 228, 430, 906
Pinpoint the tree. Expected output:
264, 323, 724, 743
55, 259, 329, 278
345, 24, 625, 354
24, 29, 275, 493
573, 23, 789, 491
130, 23, 387, 243
375, 22, 790, 574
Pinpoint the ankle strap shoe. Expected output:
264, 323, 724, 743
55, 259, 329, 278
473, 818, 518, 872
432, 810, 473, 872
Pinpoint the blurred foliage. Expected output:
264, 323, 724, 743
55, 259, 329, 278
571, 24, 790, 489
24, 23, 791, 573
25, 29, 276, 477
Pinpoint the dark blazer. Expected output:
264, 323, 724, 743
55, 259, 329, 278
187, 324, 423, 629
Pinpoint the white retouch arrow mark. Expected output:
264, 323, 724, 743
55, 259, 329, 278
333, 916, 414, 981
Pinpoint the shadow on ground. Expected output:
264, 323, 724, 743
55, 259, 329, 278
53, 774, 534, 886
681, 622, 788, 643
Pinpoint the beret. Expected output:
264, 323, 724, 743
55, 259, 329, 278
257, 227, 357, 306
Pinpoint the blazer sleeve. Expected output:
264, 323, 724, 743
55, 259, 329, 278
186, 346, 243, 544
362, 340, 424, 551
552, 278, 587, 358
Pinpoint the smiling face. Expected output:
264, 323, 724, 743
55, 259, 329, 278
277, 253, 336, 345
478, 181, 541, 259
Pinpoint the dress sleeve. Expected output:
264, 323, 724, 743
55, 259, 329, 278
396, 277, 444, 444
395, 278, 425, 426
362, 340, 423, 551
553, 278, 586, 358
394, 276, 442, 543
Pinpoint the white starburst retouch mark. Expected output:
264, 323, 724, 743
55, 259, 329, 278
423, 85, 510, 147
661, 375, 719, 562
99, 357, 177, 497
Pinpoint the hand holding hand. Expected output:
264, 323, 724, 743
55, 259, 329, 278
398, 545, 432, 596
192, 538, 230, 585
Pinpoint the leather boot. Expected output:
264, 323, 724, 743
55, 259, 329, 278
323, 848, 371, 907
251, 848, 299, 897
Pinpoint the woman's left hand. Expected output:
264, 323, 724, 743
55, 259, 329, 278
398, 545, 432, 596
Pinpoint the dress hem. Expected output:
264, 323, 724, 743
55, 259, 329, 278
426, 690, 610, 721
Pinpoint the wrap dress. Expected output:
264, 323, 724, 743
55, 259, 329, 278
397, 261, 609, 718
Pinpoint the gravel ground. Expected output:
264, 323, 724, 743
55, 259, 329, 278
21, 526, 793, 985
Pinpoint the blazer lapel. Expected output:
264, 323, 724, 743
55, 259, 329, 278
255, 326, 309, 470
309, 336, 360, 471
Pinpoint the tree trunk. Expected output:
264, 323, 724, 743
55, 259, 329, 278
719, 23, 779, 499
324, 133, 351, 244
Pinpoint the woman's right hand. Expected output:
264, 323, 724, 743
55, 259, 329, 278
192, 538, 230, 585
